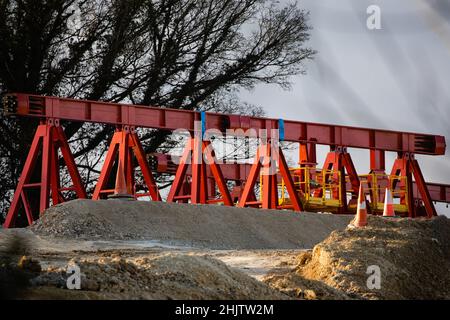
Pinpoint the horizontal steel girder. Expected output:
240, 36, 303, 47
3, 93, 446, 155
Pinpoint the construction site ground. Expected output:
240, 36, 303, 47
1, 199, 450, 300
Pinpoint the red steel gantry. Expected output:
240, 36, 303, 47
1, 93, 448, 227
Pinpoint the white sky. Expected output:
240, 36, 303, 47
240, 0, 450, 216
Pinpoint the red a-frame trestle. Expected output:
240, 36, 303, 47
92, 126, 161, 201
313, 146, 360, 213
238, 142, 303, 211
3, 119, 87, 228
390, 152, 437, 218
167, 137, 233, 206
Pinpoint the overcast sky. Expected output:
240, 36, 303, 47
240, 0, 450, 215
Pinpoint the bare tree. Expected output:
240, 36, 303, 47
0, 0, 315, 223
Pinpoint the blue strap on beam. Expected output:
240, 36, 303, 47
278, 119, 285, 141
201, 111, 206, 139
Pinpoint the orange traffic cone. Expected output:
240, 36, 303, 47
383, 187, 395, 217
351, 184, 368, 228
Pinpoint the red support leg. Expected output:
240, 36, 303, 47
299, 142, 317, 194
410, 159, 437, 218
390, 153, 437, 218
342, 152, 360, 197
278, 146, 303, 211
167, 138, 233, 205
203, 141, 233, 206
314, 150, 335, 198
239, 143, 303, 211
200, 159, 208, 203
299, 143, 309, 164
391, 153, 415, 217
93, 126, 160, 200
261, 171, 272, 209
50, 140, 64, 205
208, 178, 216, 199
238, 147, 262, 208
21, 191, 34, 226
270, 173, 278, 209
40, 124, 51, 213
118, 128, 130, 194
370, 149, 386, 173
299, 141, 317, 164
5, 122, 44, 227
261, 143, 276, 209
368, 149, 387, 212
167, 139, 192, 203
130, 132, 161, 201
191, 137, 207, 204
314, 147, 360, 213
92, 132, 121, 199
126, 139, 134, 194
4, 120, 87, 228
56, 126, 87, 200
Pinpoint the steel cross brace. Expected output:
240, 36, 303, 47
3, 119, 87, 228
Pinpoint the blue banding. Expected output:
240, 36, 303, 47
278, 119, 285, 141
201, 111, 206, 139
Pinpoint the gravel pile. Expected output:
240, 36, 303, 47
30, 199, 353, 249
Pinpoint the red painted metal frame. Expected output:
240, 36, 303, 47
312, 147, 360, 213
390, 153, 437, 218
167, 137, 233, 205
151, 153, 450, 205
2, 93, 448, 226
416, 182, 450, 204
92, 126, 161, 201
3, 120, 87, 228
4, 93, 446, 155
238, 143, 303, 211
370, 150, 386, 172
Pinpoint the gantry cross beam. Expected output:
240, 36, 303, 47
3, 93, 445, 155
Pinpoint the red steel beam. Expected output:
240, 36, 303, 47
149, 153, 253, 182
150, 153, 450, 204
3, 93, 446, 155
415, 182, 450, 203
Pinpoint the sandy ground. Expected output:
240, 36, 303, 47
2, 199, 335, 299
0, 228, 301, 281
0, 229, 300, 299
2, 200, 450, 300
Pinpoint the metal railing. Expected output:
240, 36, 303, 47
275, 167, 409, 212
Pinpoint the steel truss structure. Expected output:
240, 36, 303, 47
2, 93, 448, 228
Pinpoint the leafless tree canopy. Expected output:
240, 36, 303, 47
0, 0, 315, 221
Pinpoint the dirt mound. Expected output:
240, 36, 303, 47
264, 215, 450, 299
27, 253, 287, 300
30, 199, 352, 249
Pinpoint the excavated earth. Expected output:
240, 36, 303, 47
1, 199, 450, 300
264, 215, 450, 300
29, 199, 352, 249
